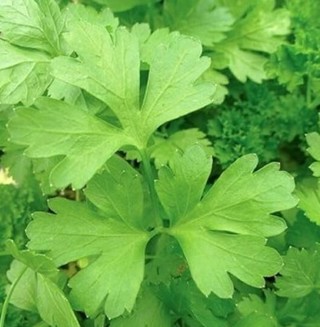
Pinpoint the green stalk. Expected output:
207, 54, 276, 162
75, 189, 81, 202
0, 265, 28, 327
139, 149, 162, 227
306, 74, 312, 109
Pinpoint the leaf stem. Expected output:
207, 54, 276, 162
0, 265, 28, 327
75, 190, 81, 202
140, 149, 162, 227
306, 74, 312, 109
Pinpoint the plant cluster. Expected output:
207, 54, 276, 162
1, 0, 320, 326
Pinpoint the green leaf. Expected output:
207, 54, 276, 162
8, 97, 130, 189
65, 4, 119, 30
214, 0, 290, 82
51, 21, 214, 146
166, 149, 297, 298
172, 232, 283, 299
145, 234, 186, 285
36, 274, 78, 327
135, 27, 172, 65
26, 198, 150, 318
285, 211, 320, 248
6, 261, 38, 312
88, 0, 151, 12
156, 145, 212, 224
6, 240, 58, 276
164, 0, 235, 46
7, 260, 80, 327
0, 0, 64, 55
140, 33, 213, 138
295, 178, 320, 225
5, 241, 79, 327
9, 20, 214, 188
110, 286, 172, 327
84, 156, 145, 229
276, 292, 320, 326
0, 40, 51, 105
157, 279, 234, 327
51, 23, 141, 136
306, 132, 320, 177
214, 47, 268, 83
150, 128, 214, 168
276, 246, 320, 298
235, 291, 278, 327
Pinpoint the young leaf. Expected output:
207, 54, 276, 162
26, 198, 150, 318
0, 0, 64, 55
8, 98, 131, 189
163, 148, 297, 298
276, 246, 320, 298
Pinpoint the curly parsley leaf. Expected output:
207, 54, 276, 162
267, 0, 320, 99
26, 197, 150, 318
275, 246, 320, 298
158, 147, 297, 298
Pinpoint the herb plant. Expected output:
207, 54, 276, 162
0, 1, 320, 326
